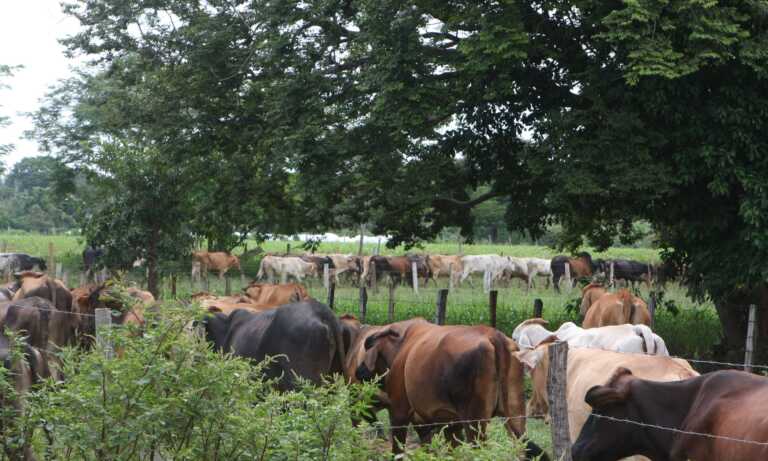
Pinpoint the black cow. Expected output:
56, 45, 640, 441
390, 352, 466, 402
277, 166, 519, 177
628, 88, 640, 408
0, 253, 46, 274
607, 258, 654, 287
203, 300, 346, 391
82, 246, 104, 276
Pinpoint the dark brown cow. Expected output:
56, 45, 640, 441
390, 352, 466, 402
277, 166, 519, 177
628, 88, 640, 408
573, 368, 768, 461
243, 282, 309, 305
192, 251, 242, 280
355, 319, 546, 459
12, 272, 72, 312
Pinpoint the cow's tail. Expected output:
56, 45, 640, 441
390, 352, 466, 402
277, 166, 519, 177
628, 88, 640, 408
633, 324, 657, 355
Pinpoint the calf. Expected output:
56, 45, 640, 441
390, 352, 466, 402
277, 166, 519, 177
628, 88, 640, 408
356, 319, 546, 459
573, 369, 768, 461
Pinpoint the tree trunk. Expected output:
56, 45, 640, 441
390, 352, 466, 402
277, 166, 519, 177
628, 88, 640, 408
147, 225, 160, 298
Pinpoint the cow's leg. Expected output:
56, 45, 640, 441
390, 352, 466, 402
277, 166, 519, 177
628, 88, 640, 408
389, 416, 409, 454
553, 273, 561, 293
444, 423, 465, 447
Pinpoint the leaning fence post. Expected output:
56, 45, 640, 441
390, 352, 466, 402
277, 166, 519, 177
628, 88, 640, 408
489, 290, 498, 328
323, 263, 330, 289
359, 285, 368, 323
387, 281, 396, 322
745, 304, 757, 373
95, 307, 114, 360
564, 262, 572, 291
411, 261, 419, 294
327, 279, 336, 310
547, 341, 572, 461
533, 298, 544, 319
434, 289, 448, 325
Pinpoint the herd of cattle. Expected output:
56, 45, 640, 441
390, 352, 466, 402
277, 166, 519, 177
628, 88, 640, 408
0, 250, 762, 460
192, 250, 659, 292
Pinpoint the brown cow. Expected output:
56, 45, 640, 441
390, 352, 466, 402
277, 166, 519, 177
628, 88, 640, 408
355, 319, 545, 459
573, 369, 768, 461
243, 282, 308, 306
583, 289, 650, 328
71, 285, 146, 347
192, 251, 242, 280
580, 282, 607, 317
424, 255, 462, 286
192, 292, 283, 316
12, 271, 72, 312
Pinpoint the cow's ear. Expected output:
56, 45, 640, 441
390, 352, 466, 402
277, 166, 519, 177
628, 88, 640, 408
584, 385, 629, 408
363, 329, 399, 350
515, 347, 545, 371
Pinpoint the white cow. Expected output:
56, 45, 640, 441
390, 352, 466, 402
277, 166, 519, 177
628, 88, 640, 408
323, 253, 360, 283
257, 255, 318, 283
520, 257, 553, 288
512, 318, 669, 356
458, 255, 509, 286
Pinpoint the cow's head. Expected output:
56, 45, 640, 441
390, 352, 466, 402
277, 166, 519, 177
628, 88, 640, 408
355, 328, 400, 383
573, 367, 648, 461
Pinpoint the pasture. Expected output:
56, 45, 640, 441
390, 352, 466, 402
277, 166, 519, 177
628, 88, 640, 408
0, 233, 726, 460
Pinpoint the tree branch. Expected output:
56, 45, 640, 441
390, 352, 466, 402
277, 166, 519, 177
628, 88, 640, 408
433, 190, 507, 208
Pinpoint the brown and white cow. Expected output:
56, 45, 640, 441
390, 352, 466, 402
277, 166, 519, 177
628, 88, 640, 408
517, 345, 697, 461
573, 369, 768, 461
355, 318, 545, 459
192, 251, 242, 280
583, 289, 650, 328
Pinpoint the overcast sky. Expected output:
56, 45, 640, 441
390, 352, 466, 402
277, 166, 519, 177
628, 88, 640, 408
0, 1, 81, 168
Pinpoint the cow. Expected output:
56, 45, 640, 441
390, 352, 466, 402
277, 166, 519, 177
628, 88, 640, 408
513, 319, 669, 356
192, 251, 242, 280
520, 257, 553, 289
202, 300, 346, 391
573, 369, 768, 461
191, 292, 278, 316
583, 289, 651, 328
256, 255, 317, 283
0, 297, 78, 350
580, 282, 607, 317
243, 282, 308, 305
458, 255, 510, 286
607, 259, 655, 287
424, 255, 463, 286
551, 253, 601, 292
70, 285, 147, 348
12, 272, 72, 312
0, 253, 47, 274
0, 281, 18, 301
300, 254, 334, 277
360, 255, 430, 287
323, 254, 360, 284
355, 318, 547, 459
517, 345, 697, 457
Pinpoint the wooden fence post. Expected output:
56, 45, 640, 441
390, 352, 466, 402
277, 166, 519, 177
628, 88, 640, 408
376, 238, 381, 255
745, 304, 757, 373
547, 341, 572, 461
62, 270, 68, 288
203, 269, 210, 292
448, 263, 454, 291
489, 290, 498, 328
327, 279, 336, 310
323, 263, 330, 289
648, 292, 657, 329
95, 307, 114, 360
224, 276, 232, 296
564, 262, 572, 291
609, 261, 615, 288
533, 298, 544, 318
358, 224, 365, 256
55, 263, 63, 280
358, 285, 368, 323
434, 289, 448, 325
286, 243, 291, 255
48, 242, 55, 277
483, 270, 492, 294
171, 274, 177, 298
387, 281, 396, 323
370, 260, 378, 294
411, 261, 419, 294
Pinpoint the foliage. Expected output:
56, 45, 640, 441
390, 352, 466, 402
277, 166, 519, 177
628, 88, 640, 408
0, 64, 21, 163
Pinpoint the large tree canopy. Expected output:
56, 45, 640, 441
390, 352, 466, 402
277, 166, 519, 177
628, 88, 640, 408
32, 0, 768, 355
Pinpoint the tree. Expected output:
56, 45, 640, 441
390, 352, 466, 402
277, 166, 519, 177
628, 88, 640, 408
0, 65, 21, 166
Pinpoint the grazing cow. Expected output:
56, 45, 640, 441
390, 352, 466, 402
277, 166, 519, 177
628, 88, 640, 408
202, 300, 346, 391
1, 297, 78, 350
0, 253, 47, 274
355, 319, 546, 459
360, 256, 391, 286
323, 254, 360, 284
12, 272, 72, 312
573, 369, 768, 461
551, 253, 599, 292
517, 346, 697, 453
257, 255, 318, 283
607, 259, 655, 287
580, 282, 608, 317
458, 255, 509, 286
192, 251, 242, 280
243, 282, 308, 305
424, 255, 462, 286
513, 319, 668, 356
583, 289, 651, 328
499, 257, 532, 288
192, 292, 278, 316
520, 257, 553, 288
360, 256, 430, 287
300, 254, 335, 277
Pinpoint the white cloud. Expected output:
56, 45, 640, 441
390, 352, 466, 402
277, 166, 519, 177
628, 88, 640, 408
0, 0, 81, 167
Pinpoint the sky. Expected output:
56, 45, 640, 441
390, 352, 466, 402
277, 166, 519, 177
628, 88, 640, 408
0, 0, 81, 168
